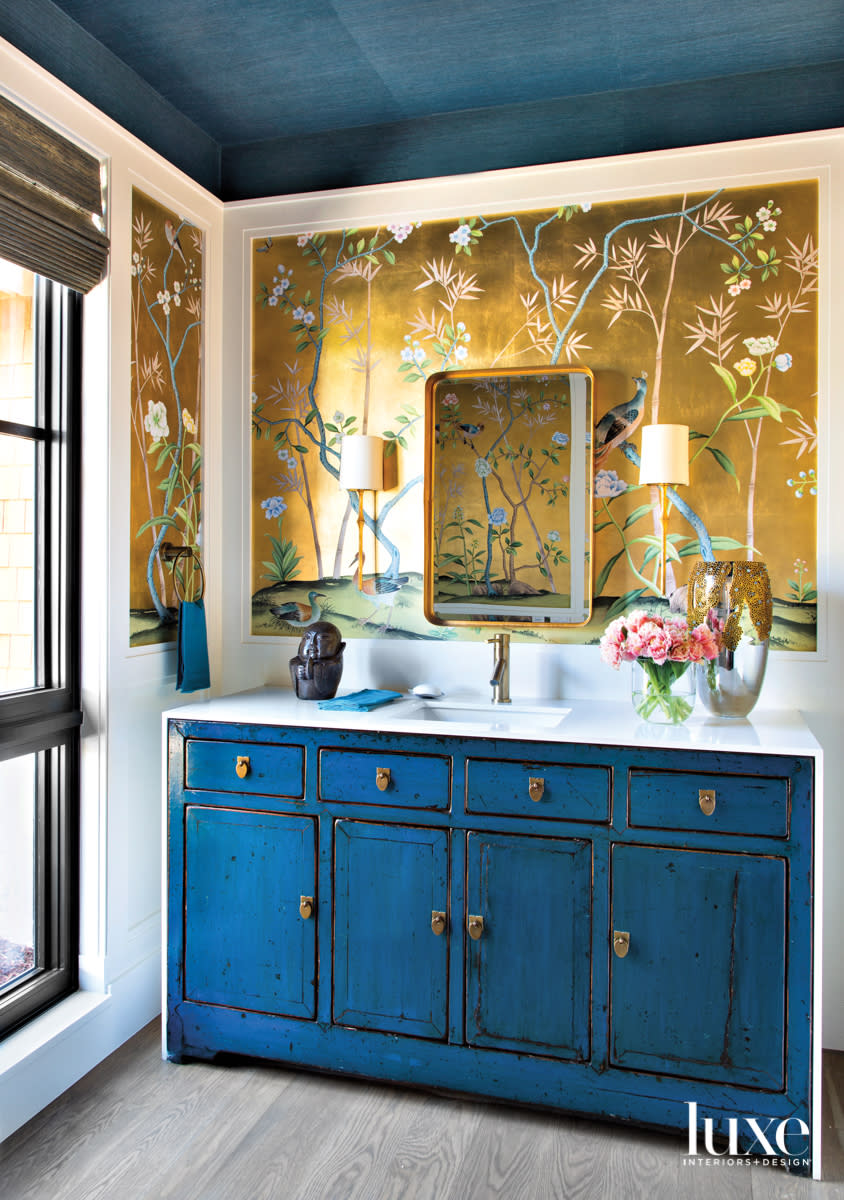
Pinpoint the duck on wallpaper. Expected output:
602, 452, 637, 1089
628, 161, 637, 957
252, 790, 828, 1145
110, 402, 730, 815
249, 181, 818, 649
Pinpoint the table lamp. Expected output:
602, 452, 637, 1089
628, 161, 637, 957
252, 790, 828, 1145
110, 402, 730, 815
339, 434, 384, 589
638, 424, 690, 596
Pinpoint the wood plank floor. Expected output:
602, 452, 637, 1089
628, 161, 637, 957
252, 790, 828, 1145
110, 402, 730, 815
1, 1022, 843, 1199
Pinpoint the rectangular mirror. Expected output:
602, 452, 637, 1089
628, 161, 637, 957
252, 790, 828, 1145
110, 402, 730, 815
424, 367, 593, 628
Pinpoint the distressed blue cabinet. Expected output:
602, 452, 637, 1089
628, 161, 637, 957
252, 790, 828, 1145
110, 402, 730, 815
166, 712, 816, 1174
610, 844, 786, 1089
466, 832, 592, 1060
183, 806, 317, 1019
333, 820, 449, 1038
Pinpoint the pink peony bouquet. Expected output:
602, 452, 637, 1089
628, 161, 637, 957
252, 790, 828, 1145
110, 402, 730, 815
600, 610, 722, 723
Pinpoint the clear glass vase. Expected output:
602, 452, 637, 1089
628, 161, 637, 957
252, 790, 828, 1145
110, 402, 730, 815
631, 659, 696, 725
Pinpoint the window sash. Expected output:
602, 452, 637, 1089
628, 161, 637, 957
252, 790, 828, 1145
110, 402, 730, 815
0, 277, 80, 1039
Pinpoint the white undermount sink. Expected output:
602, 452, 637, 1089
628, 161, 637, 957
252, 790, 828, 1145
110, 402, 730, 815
403, 700, 570, 730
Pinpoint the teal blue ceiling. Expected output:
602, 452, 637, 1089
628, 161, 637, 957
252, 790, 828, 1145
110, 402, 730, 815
2, 0, 843, 199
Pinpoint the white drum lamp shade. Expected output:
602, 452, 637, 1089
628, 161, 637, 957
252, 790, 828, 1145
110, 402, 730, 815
339, 435, 384, 491
638, 424, 690, 486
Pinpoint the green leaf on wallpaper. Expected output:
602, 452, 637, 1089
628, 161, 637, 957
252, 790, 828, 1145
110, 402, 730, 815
710, 362, 737, 398
606, 589, 649, 620
383, 249, 396, 265
751, 394, 782, 421
595, 550, 624, 594
136, 514, 178, 537
623, 503, 655, 529
678, 536, 753, 558
704, 445, 739, 486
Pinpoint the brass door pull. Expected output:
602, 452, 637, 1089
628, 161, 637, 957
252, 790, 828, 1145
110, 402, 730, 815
235, 756, 250, 779
528, 776, 545, 802
431, 911, 446, 936
468, 915, 485, 941
376, 767, 391, 791
299, 895, 314, 920
699, 789, 716, 816
613, 931, 630, 958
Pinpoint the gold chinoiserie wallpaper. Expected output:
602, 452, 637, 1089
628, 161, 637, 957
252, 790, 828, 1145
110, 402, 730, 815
250, 180, 818, 649
130, 189, 205, 647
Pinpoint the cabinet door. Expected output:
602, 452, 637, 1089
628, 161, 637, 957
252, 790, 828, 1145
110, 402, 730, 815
465, 832, 592, 1061
184, 806, 317, 1019
333, 820, 449, 1039
610, 844, 786, 1089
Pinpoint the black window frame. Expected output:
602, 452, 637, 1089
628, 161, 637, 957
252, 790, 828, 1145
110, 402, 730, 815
0, 275, 81, 1040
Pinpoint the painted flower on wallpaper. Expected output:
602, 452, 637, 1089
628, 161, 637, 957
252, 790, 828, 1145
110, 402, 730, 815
727, 278, 753, 296
449, 224, 472, 247
387, 222, 414, 243
156, 289, 172, 315
172, 281, 182, 306
261, 495, 288, 519
734, 358, 757, 377
775, 353, 793, 372
743, 335, 778, 356
551, 431, 570, 447
787, 469, 817, 498
296, 232, 314, 246
547, 530, 560, 543
594, 469, 627, 498
401, 337, 428, 366
144, 399, 169, 441
182, 408, 196, 435
442, 393, 459, 407
474, 458, 492, 478
488, 507, 507, 526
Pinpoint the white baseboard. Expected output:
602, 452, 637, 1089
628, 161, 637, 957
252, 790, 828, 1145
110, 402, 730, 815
0, 948, 162, 1143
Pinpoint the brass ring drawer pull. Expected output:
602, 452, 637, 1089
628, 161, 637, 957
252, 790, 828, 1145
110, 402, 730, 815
235, 755, 250, 779
431, 911, 446, 936
613, 931, 630, 958
299, 895, 314, 920
528, 776, 545, 802
468, 915, 485, 941
699, 789, 716, 816
376, 767, 391, 791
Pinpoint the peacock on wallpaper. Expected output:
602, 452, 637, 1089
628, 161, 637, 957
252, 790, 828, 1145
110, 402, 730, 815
130, 189, 204, 647
250, 179, 818, 649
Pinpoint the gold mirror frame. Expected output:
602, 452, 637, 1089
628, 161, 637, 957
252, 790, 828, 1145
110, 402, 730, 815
423, 367, 594, 629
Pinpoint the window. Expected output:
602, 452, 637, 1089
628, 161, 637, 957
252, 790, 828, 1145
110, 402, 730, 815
0, 262, 81, 1039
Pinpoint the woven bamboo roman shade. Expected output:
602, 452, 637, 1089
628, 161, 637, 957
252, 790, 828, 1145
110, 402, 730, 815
0, 94, 109, 293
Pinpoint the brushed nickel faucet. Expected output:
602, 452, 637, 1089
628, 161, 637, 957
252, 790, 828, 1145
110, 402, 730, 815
488, 633, 511, 704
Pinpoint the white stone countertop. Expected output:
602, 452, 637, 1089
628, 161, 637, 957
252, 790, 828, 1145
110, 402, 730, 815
164, 686, 821, 759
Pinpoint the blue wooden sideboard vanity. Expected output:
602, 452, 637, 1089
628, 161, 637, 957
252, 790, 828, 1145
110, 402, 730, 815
164, 690, 822, 1175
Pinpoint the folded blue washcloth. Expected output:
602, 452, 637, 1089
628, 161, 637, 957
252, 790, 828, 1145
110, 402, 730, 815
318, 688, 402, 712
176, 599, 211, 693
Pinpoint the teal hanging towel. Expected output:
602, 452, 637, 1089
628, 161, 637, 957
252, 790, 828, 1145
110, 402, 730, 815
176, 599, 210, 692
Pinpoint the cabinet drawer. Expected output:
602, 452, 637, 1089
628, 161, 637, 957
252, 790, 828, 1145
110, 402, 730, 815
185, 738, 305, 797
318, 748, 450, 810
628, 768, 789, 838
466, 757, 610, 823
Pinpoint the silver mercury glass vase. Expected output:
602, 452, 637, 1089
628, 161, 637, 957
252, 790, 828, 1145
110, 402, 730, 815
687, 560, 773, 718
